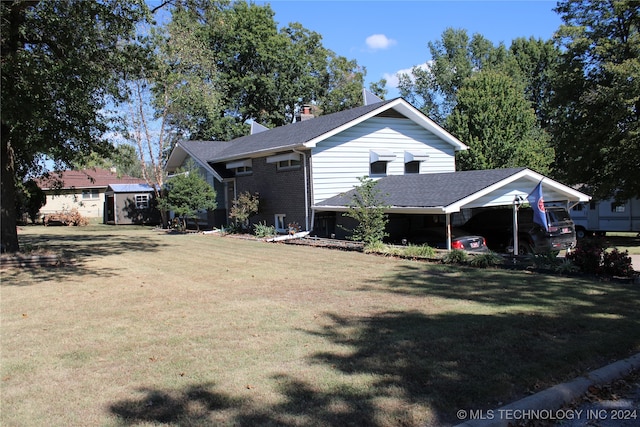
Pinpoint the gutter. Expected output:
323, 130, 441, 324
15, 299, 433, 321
293, 148, 310, 231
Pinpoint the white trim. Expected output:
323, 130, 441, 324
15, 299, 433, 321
370, 150, 396, 163
226, 159, 252, 169
404, 151, 429, 162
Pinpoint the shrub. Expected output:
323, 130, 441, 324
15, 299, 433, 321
364, 241, 391, 254
567, 237, 605, 274
442, 249, 468, 264
469, 252, 504, 268
402, 244, 437, 258
253, 222, 276, 238
601, 248, 634, 277
567, 237, 634, 277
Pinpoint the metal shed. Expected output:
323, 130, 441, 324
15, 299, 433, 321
104, 184, 161, 225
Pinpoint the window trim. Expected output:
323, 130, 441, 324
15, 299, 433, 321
82, 189, 100, 199
135, 194, 150, 209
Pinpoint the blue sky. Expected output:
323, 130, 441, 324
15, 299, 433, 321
259, 1, 563, 98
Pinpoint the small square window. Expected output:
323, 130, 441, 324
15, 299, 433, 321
370, 161, 387, 176
135, 194, 149, 209
404, 161, 420, 174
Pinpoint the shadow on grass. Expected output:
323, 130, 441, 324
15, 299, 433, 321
107, 265, 640, 426
110, 383, 246, 425
1, 229, 162, 284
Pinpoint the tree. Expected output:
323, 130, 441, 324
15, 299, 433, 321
1, 0, 150, 252
343, 177, 389, 246
160, 165, 217, 231
160, 1, 366, 141
228, 191, 260, 232
16, 180, 46, 225
550, 0, 640, 200
447, 70, 554, 174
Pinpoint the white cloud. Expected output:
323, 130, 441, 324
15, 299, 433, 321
384, 62, 431, 89
365, 34, 397, 50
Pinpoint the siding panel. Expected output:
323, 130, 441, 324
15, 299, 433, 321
311, 117, 457, 204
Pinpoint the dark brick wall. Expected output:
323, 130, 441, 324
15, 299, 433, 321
232, 153, 311, 230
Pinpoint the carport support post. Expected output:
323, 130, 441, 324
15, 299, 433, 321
446, 213, 452, 251
513, 197, 520, 256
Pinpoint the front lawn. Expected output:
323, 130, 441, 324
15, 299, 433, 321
2, 225, 639, 426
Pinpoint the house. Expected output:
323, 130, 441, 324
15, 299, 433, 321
166, 97, 590, 247
105, 184, 161, 225
37, 168, 148, 224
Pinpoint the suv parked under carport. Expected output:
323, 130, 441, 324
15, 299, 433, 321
460, 206, 577, 254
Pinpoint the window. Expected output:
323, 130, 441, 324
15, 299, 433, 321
234, 166, 253, 176
135, 194, 149, 209
611, 203, 625, 213
275, 214, 287, 232
370, 161, 388, 175
404, 161, 420, 174
277, 159, 301, 171
369, 150, 395, 176
82, 189, 99, 199
226, 159, 252, 176
404, 151, 428, 174
267, 152, 301, 171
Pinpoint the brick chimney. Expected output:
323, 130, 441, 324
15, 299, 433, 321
298, 104, 314, 122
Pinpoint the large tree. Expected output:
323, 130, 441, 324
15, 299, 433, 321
1, 0, 149, 252
399, 28, 555, 174
159, 1, 365, 141
447, 70, 554, 174
550, 0, 640, 200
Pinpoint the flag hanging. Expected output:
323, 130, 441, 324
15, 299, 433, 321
527, 181, 549, 231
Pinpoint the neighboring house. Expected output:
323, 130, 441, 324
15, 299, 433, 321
166, 97, 590, 247
105, 184, 161, 225
37, 169, 147, 223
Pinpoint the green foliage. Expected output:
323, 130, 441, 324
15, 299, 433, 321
343, 177, 389, 246
161, 1, 365, 141
601, 248, 634, 278
567, 238, 605, 275
402, 244, 437, 258
229, 191, 259, 231
16, 180, 47, 224
1, 0, 150, 252
448, 70, 554, 174
442, 249, 468, 264
469, 252, 504, 268
550, 0, 640, 200
159, 164, 217, 231
567, 237, 634, 277
253, 222, 276, 238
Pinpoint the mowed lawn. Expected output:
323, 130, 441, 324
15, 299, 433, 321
2, 226, 639, 427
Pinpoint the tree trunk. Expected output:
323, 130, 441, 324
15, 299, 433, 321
1, 124, 19, 253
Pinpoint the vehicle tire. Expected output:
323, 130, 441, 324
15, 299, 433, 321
576, 227, 587, 239
518, 241, 534, 255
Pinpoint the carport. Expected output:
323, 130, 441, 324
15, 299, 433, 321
313, 167, 591, 251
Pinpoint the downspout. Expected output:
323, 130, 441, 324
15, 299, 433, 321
293, 148, 310, 231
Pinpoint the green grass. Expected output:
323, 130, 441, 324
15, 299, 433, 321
1, 225, 639, 426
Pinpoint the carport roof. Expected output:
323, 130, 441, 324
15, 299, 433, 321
314, 168, 590, 214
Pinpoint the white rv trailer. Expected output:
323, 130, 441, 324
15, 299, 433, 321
570, 197, 640, 238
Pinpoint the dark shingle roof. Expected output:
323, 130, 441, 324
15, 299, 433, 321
180, 99, 398, 163
317, 168, 527, 208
